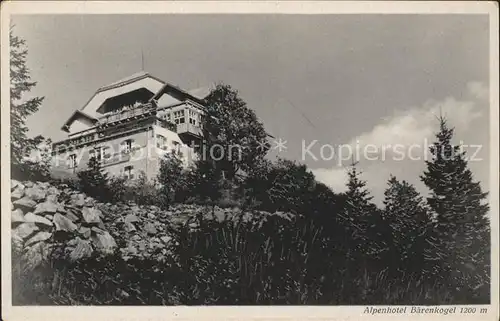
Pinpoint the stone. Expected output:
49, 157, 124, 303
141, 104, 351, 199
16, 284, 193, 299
91, 227, 105, 235
44, 214, 54, 221
124, 214, 140, 224
24, 181, 34, 188
25, 231, 52, 247
147, 213, 156, 220
72, 194, 86, 207
11, 179, 21, 190
11, 186, 25, 200
24, 212, 53, 227
124, 222, 136, 232
14, 222, 39, 239
65, 211, 80, 222
25, 186, 46, 201
82, 207, 102, 224
69, 238, 93, 262
45, 194, 58, 203
46, 186, 60, 196
12, 209, 25, 224
53, 213, 78, 232
33, 201, 59, 215
143, 222, 157, 235
78, 226, 91, 239
92, 231, 117, 255
13, 197, 37, 211
160, 235, 172, 244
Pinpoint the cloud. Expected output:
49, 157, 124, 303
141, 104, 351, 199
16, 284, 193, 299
312, 81, 488, 198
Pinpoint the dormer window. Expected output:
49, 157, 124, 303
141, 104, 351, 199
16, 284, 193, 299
188, 110, 198, 126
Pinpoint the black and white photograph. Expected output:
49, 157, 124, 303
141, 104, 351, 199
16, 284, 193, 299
1, 1, 498, 320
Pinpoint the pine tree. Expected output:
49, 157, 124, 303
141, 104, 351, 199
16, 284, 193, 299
383, 176, 430, 275
77, 157, 110, 201
421, 116, 490, 295
10, 26, 46, 177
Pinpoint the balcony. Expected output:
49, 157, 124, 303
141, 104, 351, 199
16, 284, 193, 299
53, 132, 96, 152
101, 152, 131, 167
98, 103, 155, 127
176, 123, 203, 138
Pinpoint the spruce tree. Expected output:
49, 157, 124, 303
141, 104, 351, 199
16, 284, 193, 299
77, 157, 110, 201
341, 164, 385, 273
382, 176, 430, 275
10, 26, 46, 177
421, 116, 490, 295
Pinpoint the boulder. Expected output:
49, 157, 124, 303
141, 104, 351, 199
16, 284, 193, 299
91, 227, 105, 235
45, 194, 58, 203
12, 209, 25, 224
124, 214, 140, 224
92, 231, 117, 255
13, 197, 37, 211
24, 212, 53, 227
160, 235, 172, 244
143, 222, 157, 235
11, 179, 21, 190
124, 222, 136, 232
65, 211, 80, 222
147, 213, 156, 220
69, 238, 93, 262
25, 231, 52, 247
11, 186, 25, 200
82, 207, 102, 224
13, 222, 39, 239
53, 213, 78, 232
33, 201, 59, 215
78, 226, 91, 239
24, 186, 46, 201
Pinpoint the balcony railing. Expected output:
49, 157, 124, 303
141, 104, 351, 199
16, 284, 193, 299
98, 103, 155, 126
176, 122, 203, 137
53, 132, 96, 152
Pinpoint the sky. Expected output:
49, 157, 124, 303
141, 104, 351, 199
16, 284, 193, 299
11, 14, 491, 204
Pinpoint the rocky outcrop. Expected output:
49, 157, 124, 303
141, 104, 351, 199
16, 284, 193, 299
11, 180, 294, 271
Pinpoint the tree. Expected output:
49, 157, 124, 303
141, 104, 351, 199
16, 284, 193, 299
10, 26, 45, 173
77, 157, 110, 201
157, 150, 188, 207
420, 116, 490, 292
339, 164, 387, 274
382, 176, 431, 275
202, 83, 270, 179
239, 158, 317, 214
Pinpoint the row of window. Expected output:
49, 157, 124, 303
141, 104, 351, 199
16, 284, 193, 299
156, 134, 180, 151
161, 109, 201, 126
66, 136, 182, 169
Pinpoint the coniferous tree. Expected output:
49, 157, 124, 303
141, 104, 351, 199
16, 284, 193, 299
10, 26, 46, 178
157, 150, 188, 207
340, 164, 385, 273
77, 157, 110, 201
421, 116, 490, 295
382, 176, 431, 276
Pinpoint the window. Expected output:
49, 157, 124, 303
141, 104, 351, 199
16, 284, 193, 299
67, 154, 77, 169
123, 165, 135, 180
121, 139, 134, 153
165, 113, 171, 122
188, 110, 198, 126
173, 110, 185, 124
89, 148, 102, 161
156, 134, 167, 150
172, 140, 181, 153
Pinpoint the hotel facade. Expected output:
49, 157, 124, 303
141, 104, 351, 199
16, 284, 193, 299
51, 72, 209, 181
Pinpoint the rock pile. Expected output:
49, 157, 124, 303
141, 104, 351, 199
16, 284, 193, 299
11, 180, 295, 271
